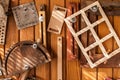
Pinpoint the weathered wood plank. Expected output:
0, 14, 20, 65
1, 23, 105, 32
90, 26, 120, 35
98, 68, 112, 80
4, 0, 19, 78
97, 0, 113, 79
113, 11, 120, 80
65, 0, 81, 80
34, 0, 50, 80
82, 68, 97, 80
80, 0, 97, 79
5, 0, 19, 58
19, 0, 35, 78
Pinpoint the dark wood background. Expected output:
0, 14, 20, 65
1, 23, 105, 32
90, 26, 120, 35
1, 0, 120, 80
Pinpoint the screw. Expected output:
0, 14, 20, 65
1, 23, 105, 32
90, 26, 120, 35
39, 16, 44, 22
70, 17, 77, 23
90, 6, 98, 12
32, 44, 37, 49
23, 65, 29, 70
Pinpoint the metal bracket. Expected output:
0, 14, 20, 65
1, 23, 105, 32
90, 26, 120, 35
65, 1, 120, 68
12, 2, 39, 29
47, 5, 67, 34
84, 1, 120, 15
0, 0, 10, 45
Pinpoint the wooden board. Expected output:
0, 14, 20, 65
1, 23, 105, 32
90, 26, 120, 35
4, 0, 19, 78
113, 0, 120, 79
34, 0, 51, 80
2, 0, 120, 80
66, 1, 81, 80
19, 0, 35, 79
50, 0, 65, 80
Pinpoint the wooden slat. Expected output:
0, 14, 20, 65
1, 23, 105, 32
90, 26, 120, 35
19, 0, 34, 41
113, 7, 120, 80
80, 0, 96, 79
82, 68, 96, 80
65, 1, 81, 80
50, 0, 65, 80
4, 0, 19, 78
5, 0, 19, 60
98, 0, 113, 79
2, 0, 120, 80
35, 0, 50, 80
113, 0, 120, 79
19, 0, 35, 78
98, 68, 112, 80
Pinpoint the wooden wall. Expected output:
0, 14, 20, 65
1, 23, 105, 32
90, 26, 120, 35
1, 0, 120, 80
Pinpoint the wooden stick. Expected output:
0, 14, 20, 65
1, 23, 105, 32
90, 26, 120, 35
57, 37, 62, 80
0, 0, 10, 45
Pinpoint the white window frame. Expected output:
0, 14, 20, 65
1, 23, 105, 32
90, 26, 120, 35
64, 1, 120, 68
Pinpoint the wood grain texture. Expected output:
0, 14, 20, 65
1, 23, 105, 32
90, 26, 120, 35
35, 0, 50, 80
1, 0, 120, 80
19, 0, 35, 78
65, 0, 81, 80
98, 68, 112, 80
50, 0, 65, 80
113, 1, 120, 80
97, 0, 113, 79
19, 0, 34, 41
113, 0, 120, 78
5, 0, 19, 56
80, 0, 97, 79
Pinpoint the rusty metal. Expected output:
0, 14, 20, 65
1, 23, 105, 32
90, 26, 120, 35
12, 2, 39, 29
0, 0, 10, 45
